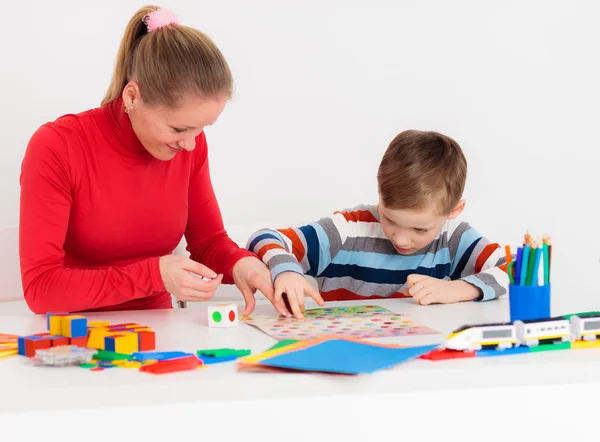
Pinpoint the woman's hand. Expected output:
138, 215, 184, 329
232, 256, 290, 317
159, 255, 223, 302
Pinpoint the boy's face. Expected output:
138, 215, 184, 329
377, 199, 465, 255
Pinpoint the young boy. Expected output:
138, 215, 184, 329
246, 130, 509, 319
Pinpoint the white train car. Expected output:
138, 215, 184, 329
444, 322, 518, 351
570, 314, 600, 341
513, 317, 572, 347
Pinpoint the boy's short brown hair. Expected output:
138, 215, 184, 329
377, 130, 467, 215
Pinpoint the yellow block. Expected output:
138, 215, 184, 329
88, 321, 111, 328
122, 361, 142, 369
60, 315, 87, 338
110, 333, 139, 354
88, 329, 120, 350
572, 340, 600, 349
49, 315, 65, 335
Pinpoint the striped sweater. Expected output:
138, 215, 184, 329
246, 205, 509, 302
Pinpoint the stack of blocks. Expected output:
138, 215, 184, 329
17, 313, 157, 358
18, 313, 88, 357
87, 322, 156, 354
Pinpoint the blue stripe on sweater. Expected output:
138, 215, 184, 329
331, 249, 451, 271
451, 227, 482, 274
248, 232, 286, 252
321, 262, 451, 285
299, 225, 320, 277
451, 238, 481, 280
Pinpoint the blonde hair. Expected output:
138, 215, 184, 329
101, 5, 233, 107
377, 130, 467, 215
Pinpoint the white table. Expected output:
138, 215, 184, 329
2, 294, 600, 442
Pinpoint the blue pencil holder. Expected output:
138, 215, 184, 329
509, 284, 551, 322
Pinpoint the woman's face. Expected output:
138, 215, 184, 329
123, 83, 228, 161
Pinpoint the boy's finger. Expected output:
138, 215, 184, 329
306, 284, 325, 306
274, 289, 291, 317
288, 289, 304, 319
408, 281, 425, 296
407, 274, 424, 285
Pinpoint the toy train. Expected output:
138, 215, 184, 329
445, 312, 600, 351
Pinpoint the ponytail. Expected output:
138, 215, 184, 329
101, 6, 233, 107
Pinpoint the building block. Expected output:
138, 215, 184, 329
208, 304, 238, 328
133, 351, 191, 361
104, 333, 139, 354
87, 321, 111, 328
476, 346, 531, 357
140, 355, 201, 374
60, 315, 88, 338
18, 336, 53, 357
46, 312, 69, 331
420, 348, 476, 361
197, 348, 251, 358
136, 330, 156, 351
69, 336, 88, 347
92, 350, 133, 361
197, 354, 239, 364
87, 329, 115, 349
571, 340, 600, 349
529, 341, 571, 352
48, 315, 68, 336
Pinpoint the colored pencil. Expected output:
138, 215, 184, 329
514, 247, 523, 284
505, 245, 512, 267
530, 245, 542, 286
542, 243, 549, 285
519, 245, 530, 286
525, 240, 537, 286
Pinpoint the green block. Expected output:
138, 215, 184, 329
529, 341, 571, 352
562, 311, 600, 320
197, 348, 252, 358
266, 339, 300, 352
79, 363, 97, 369
93, 350, 133, 361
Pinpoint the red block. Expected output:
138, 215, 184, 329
52, 336, 70, 347
140, 356, 201, 374
25, 338, 52, 357
69, 336, 88, 347
420, 348, 476, 361
138, 330, 156, 351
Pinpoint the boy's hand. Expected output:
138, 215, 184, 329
274, 272, 325, 319
403, 274, 481, 305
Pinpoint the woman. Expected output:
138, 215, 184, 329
18, 6, 289, 317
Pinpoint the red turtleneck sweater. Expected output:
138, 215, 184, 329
19, 98, 253, 314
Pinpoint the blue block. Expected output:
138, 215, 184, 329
198, 354, 239, 365
69, 318, 88, 338
476, 346, 531, 357
17, 336, 27, 356
104, 337, 116, 352
132, 351, 191, 361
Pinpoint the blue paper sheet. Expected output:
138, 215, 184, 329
259, 339, 439, 374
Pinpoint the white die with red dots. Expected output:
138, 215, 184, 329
208, 303, 238, 328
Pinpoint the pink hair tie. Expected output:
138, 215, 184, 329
143, 8, 179, 32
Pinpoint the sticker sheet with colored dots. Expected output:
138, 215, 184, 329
242, 305, 438, 340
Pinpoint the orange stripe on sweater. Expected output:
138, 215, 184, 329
321, 288, 411, 302
277, 228, 306, 262
475, 243, 501, 273
335, 209, 379, 223
257, 243, 285, 260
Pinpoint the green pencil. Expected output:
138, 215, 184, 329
543, 243, 549, 285
525, 243, 537, 286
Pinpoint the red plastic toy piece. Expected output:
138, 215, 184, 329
140, 355, 201, 374
420, 348, 476, 360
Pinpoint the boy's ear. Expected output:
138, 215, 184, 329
448, 199, 466, 220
